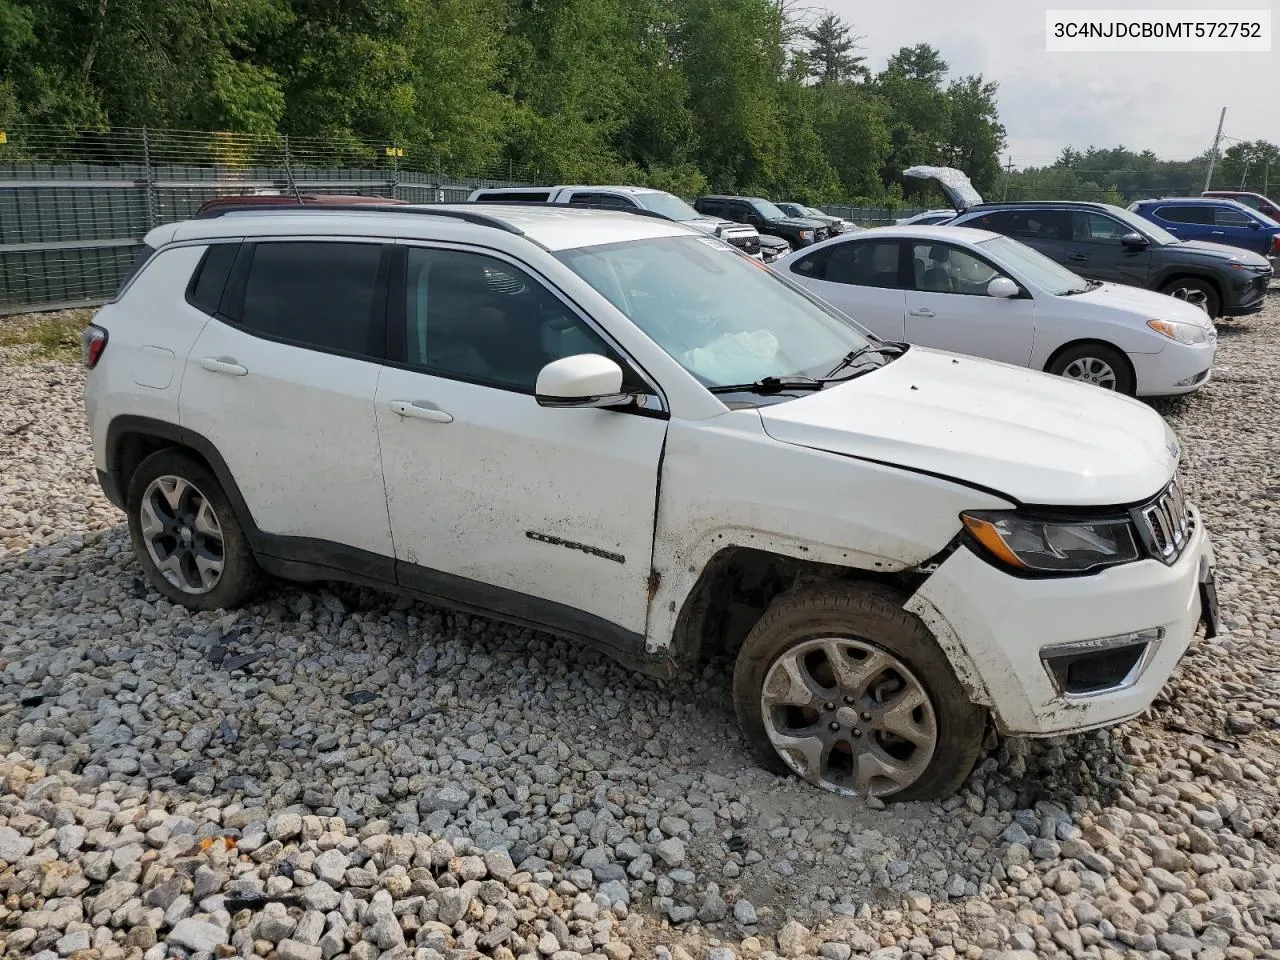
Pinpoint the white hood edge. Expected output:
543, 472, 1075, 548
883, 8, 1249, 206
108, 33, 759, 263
758, 348, 1178, 507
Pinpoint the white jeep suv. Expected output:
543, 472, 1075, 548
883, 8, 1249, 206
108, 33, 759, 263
83, 203, 1219, 801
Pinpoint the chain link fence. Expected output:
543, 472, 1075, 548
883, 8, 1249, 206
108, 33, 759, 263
0, 125, 536, 314
1, 124, 924, 314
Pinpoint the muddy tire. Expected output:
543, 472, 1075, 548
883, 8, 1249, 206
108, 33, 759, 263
127, 449, 263, 611
732, 581, 985, 801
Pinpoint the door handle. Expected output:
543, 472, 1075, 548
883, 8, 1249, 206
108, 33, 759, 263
1210, 231, 1225, 235
390, 400, 453, 423
199, 356, 248, 376
1067, 253, 1088, 262
908, 308, 935, 318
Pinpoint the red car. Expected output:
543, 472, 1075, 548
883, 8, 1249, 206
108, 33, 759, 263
1202, 190, 1280, 222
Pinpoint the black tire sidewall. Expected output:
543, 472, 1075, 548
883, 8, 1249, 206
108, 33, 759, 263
126, 449, 261, 611
731, 583, 985, 802
1048, 343, 1136, 395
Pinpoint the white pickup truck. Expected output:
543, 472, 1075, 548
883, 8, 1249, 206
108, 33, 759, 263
467, 184, 771, 260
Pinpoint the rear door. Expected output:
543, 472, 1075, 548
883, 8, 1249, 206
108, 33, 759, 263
1151, 203, 1214, 241
785, 239, 907, 340
965, 209, 1071, 263
1066, 211, 1153, 286
179, 239, 395, 567
904, 241, 1036, 365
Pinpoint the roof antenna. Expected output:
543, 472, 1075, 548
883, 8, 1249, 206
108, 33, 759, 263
283, 134, 303, 204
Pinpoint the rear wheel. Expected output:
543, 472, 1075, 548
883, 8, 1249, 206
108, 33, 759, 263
1159, 277, 1220, 319
127, 449, 262, 610
732, 582, 985, 801
1047, 343, 1135, 395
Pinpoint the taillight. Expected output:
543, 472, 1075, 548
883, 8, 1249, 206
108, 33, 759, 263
81, 325, 108, 368
1271, 235, 1280, 256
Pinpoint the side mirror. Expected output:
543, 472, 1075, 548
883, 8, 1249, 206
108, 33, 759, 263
987, 276, 1020, 299
535, 354, 635, 409
1120, 232, 1149, 248
1247, 220, 1261, 230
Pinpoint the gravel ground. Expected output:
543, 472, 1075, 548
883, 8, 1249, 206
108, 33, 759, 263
2, 299, 1280, 960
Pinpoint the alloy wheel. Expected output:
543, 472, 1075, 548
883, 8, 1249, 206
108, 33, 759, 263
1061, 356, 1118, 389
760, 637, 938, 796
138, 475, 225, 594
1167, 286, 1210, 313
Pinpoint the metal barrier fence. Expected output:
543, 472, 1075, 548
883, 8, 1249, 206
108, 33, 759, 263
0, 126, 530, 314
0, 125, 926, 313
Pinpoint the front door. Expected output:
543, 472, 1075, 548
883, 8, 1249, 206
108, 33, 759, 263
904, 241, 1036, 366
1207, 204, 1269, 256
179, 239, 395, 565
1066, 211, 1153, 286
375, 244, 668, 642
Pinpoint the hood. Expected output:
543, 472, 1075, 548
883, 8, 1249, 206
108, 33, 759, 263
1076, 282, 1217, 325
1173, 239, 1272, 267
757, 235, 790, 249
681, 216, 755, 235
903, 166, 984, 211
757, 347, 1177, 507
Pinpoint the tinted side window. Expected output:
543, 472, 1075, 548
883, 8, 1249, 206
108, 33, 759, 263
1155, 205, 1213, 225
186, 243, 240, 315
978, 210, 1070, 241
788, 251, 826, 278
823, 241, 902, 289
402, 248, 632, 393
1214, 206, 1253, 227
569, 193, 636, 210
239, 242, 385, 357
695, 199, 721, 216
1074, 212, 1134, 241
968, 211, 1022, 235
474, 191, 551, 203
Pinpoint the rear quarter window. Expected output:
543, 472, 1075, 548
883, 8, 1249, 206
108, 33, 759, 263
185, 243, 242, 315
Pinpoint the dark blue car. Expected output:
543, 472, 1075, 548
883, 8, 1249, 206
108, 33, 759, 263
1129, 197, 1280, 261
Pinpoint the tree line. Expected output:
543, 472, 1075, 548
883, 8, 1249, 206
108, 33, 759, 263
0, 0, 1004, 204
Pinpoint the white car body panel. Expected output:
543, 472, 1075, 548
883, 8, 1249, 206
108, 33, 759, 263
179, 314, 394, 557
85, 205, 1214, 756
375, 365, 667, 636
757, 347, 1179, 506
778, 225, 1217, 396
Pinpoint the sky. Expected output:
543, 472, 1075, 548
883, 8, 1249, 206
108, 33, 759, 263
824, 0, 1279, 168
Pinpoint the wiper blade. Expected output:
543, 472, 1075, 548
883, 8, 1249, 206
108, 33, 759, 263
708, 375, 825, 395
825, 342, 907, 378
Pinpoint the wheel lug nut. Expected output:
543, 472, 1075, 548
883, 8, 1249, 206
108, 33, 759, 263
844, 696, 855, 705
828, 722, 839, 731
861, 712, 872, 721
852, 729, 862, 737
824, 702, 835, 711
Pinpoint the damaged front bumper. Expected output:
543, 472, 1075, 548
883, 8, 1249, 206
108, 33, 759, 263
905, 508, 1214, 737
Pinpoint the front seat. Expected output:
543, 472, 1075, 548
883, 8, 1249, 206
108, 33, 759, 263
422, 258, 510, 379
919, 245, 953, 293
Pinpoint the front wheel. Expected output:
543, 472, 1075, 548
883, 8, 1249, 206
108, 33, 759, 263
1159, 278, 1220, 319
732, 583, 985, 801
1047, 343, 1136, 395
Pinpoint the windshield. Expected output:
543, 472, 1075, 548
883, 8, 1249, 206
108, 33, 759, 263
803, 206, 827, 218
978, 235, 1090, 295
752, 199, 788, 221
635, 192, 704, 222
1108, 204, 1179, 244
555, 235, 873, 388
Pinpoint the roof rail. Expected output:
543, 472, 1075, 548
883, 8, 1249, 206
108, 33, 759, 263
470, 199, 677, 223
193, 202, 526, 235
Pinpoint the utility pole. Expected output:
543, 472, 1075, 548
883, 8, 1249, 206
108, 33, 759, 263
1240, 157, 1250, 190
1264, 160, 1270, 197
1002, 156, 1014, 201
1203, 106, 1226, 192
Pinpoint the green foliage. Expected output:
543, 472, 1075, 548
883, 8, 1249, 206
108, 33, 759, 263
0, 3, 1011, 202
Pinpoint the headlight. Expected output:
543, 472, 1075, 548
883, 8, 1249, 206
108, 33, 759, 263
799, 230, 813, 240
962, 511, 1140, 573
1147, 319, 1208, 344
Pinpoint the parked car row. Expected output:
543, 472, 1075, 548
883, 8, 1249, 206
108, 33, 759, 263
84, 198, 1219, 804
899, 166, 1274, 320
